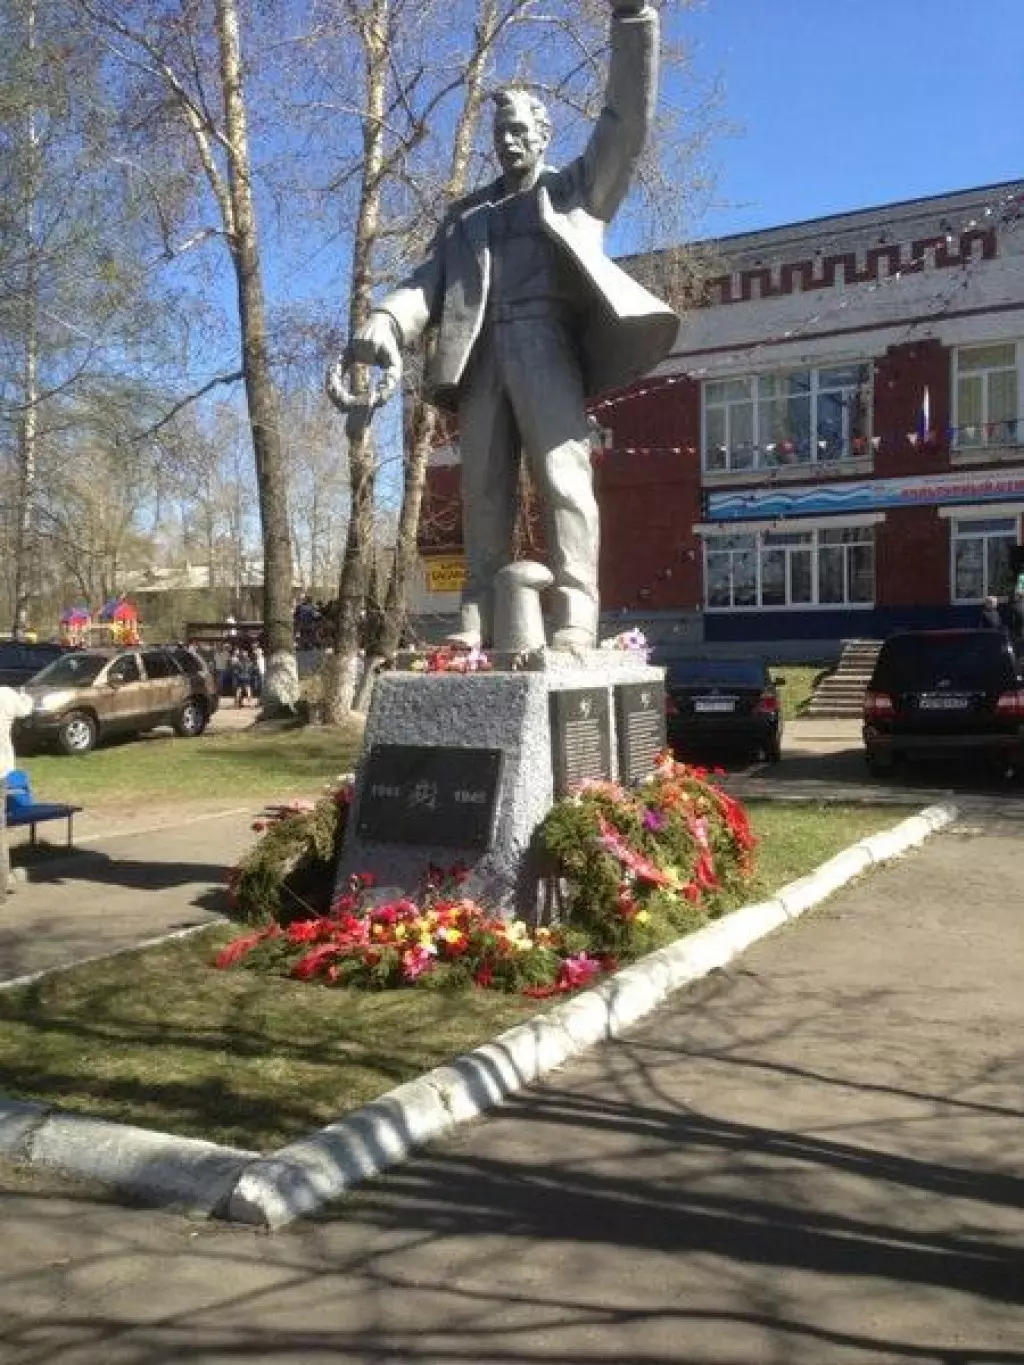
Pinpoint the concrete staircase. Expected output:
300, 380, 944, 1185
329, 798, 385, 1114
803, 638, 883, 719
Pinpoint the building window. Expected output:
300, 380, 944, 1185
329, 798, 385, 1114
818, 526, 875, 604
954, 343, 1020, 448
703, 366, 871, 473
703, 524, 876, 609
706, 534, 757, 607
760, 530, 813, 606
951, 516, 1017, 601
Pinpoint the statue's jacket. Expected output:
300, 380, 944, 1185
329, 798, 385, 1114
377, 4, 680, 414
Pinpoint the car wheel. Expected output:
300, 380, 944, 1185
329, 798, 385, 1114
58, 711, 97, 756
174, 699, 208, 738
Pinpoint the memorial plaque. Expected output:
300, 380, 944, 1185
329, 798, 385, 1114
550, 688, 612, 795
615, 680, 667, 786
356, 744, 503, 849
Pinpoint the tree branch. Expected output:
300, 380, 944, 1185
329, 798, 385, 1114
133, 370, 244, 441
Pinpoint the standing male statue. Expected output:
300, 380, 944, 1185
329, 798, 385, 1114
330, 0, 679, 650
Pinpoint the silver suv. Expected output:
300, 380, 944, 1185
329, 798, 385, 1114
19, 646, 220, 755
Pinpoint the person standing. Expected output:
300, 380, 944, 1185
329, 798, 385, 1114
0, 685, 33, 900
980, 595, 1005, 630
252, 641, 265, 699
332, 0, 678, 650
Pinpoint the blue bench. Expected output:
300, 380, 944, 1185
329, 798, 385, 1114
5, 769, 82, 849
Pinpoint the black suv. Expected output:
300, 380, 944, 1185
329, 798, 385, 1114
863, 629, 1024, 773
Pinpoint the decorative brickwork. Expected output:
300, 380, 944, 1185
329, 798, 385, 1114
710, 228, 996, 307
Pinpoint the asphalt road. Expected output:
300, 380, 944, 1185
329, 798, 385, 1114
1, 796, 1022, 1363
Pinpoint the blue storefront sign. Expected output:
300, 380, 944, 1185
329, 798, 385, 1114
707, 467, 1024, 522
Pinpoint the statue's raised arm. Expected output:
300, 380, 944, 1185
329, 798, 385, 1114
571, 0, 660, 223
328, 0, 679, 652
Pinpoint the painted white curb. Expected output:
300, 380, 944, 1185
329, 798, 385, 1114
0, 801, 956, 1225
226, 800, 957, 1227
0, 1095, 254, 1216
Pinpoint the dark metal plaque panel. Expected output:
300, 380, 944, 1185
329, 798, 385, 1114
356, 744, 503, 849
615, 680, 667, 786
550, 688, 612, 796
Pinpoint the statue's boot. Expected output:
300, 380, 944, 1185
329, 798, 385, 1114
548, 587, 598, 652
446, 629, 482, 650
445, 599, 486, 651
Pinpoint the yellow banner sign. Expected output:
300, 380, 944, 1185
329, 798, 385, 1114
425, 556, 466, 594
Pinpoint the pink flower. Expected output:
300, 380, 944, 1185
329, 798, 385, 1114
557, 953, 602, 992
688, 815, 710, 849
401, 945, 435, 982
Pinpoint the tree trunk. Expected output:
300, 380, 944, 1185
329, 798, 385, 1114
11, 0, 39, 638
214, 0, 298, 710
323, 0, 390, 722
379, 403, 436, 652
372, 0, 498, 674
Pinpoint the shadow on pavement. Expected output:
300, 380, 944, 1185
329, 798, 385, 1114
17, 850, 233, 893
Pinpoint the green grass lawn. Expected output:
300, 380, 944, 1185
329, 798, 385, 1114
17, 670, 823, 814
771, 664, 829, 719
20, 721, 363, 809
0, 800, 903, 1151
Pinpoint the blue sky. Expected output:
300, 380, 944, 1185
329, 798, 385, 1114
676, 0, 1023, 239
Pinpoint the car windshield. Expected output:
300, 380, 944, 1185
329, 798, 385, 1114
874, 634, 1017, 691
667, 659, 767, 688
30, 653, 106, 687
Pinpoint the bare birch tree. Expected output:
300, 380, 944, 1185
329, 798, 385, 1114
73, 0, 300, 707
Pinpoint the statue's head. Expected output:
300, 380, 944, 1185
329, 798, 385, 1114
492, 88, 551, 182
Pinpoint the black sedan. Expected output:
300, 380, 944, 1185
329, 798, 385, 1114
664, 657, 784, 763
0, 639, 72, 687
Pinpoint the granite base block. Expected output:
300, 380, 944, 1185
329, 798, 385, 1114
338, 662, 664, 916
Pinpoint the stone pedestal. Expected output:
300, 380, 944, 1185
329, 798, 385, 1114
337, 653, 664, 917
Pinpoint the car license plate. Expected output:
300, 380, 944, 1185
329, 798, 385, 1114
694, 698, 735, 714
918, 694, 970, 711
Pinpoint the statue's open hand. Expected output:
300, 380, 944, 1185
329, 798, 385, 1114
326, 312, 402, 414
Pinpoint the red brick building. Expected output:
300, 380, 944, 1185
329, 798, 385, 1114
415, 179, 1024, 656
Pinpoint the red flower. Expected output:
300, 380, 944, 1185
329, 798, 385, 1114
694, 850, 719, 891
286, 918, 322, 944
474, 963, 495, 988
291, 943, 342, 980
616, 885, 639, 920
213, 930, 265, 969
522, 983, 559, 999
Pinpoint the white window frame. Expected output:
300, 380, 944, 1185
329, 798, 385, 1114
948, 514, 1019, 604
702, 365, 872, 474
700, 520, 878, 611
952, 342, 1023, 450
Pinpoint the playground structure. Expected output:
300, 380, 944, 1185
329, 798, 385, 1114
58, 597, 142, 647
